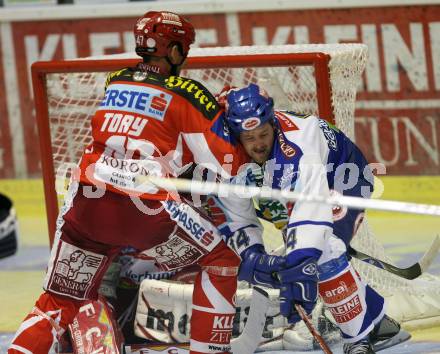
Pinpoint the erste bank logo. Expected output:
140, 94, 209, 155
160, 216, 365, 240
99, 83, 172, 121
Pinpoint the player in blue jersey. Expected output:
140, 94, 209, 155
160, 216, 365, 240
216, 83, 403, 354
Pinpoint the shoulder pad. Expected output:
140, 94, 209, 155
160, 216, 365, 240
275, 111, 299, 132
164, 76, 220, 120
283, 110, 311, 119
104, 68, 132, 90
318, 118, 339, 132
319, 118, 339, 132
318, 119, 339, 151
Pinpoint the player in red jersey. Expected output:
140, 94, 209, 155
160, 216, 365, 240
9, 11, 285, 354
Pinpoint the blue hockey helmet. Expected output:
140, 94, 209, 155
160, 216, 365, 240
225, 84, 274, 135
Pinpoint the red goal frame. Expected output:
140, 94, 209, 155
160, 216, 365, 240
31, 53, 333, 245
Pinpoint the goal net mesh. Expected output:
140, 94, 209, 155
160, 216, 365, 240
40, 44, 440, 329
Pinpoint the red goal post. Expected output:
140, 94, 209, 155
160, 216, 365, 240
31, 43, 440, 329
31, 43, 366, 245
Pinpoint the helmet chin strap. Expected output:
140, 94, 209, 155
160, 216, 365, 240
166, 56, 181, 76
166, 44, 186, 76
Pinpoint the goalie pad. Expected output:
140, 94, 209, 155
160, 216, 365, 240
134, 279, 342, 351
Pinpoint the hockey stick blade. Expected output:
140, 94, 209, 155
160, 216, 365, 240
349, 235, 440, 280
231, 286, 269, 354
271, 231, 439, 280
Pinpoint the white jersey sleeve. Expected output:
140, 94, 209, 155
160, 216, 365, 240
215, 193, 264, 256
282, 115, 334, 254
205, 165, 264, 257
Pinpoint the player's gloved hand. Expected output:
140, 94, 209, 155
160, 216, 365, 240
277, 249, 320, 324
238, 244, 286, 288
215, 85, 237, 108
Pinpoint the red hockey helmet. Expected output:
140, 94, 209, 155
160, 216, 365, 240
134, 11, 195, 58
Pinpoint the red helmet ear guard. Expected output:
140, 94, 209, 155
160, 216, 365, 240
134, 11, 195, 58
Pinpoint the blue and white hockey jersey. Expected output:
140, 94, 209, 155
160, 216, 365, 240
216, 110, 373, 256
214, 111, 384, 344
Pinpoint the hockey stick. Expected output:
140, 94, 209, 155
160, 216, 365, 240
294, 304, 333, 354
274, 236, 334, 353
348, 235, 440, 280
271, 235, 440, 281
144, 176, 440, 216
145, 177, 440, 276
231, 286, 269, 354
259, 207, 440, 280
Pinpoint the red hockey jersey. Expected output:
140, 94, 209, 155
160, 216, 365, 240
78, 68, 249, 199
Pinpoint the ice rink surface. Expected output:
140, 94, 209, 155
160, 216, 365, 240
3, 336, 440, 354
262, 341, 440, 354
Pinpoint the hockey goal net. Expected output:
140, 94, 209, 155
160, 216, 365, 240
32, 44, 440, 333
